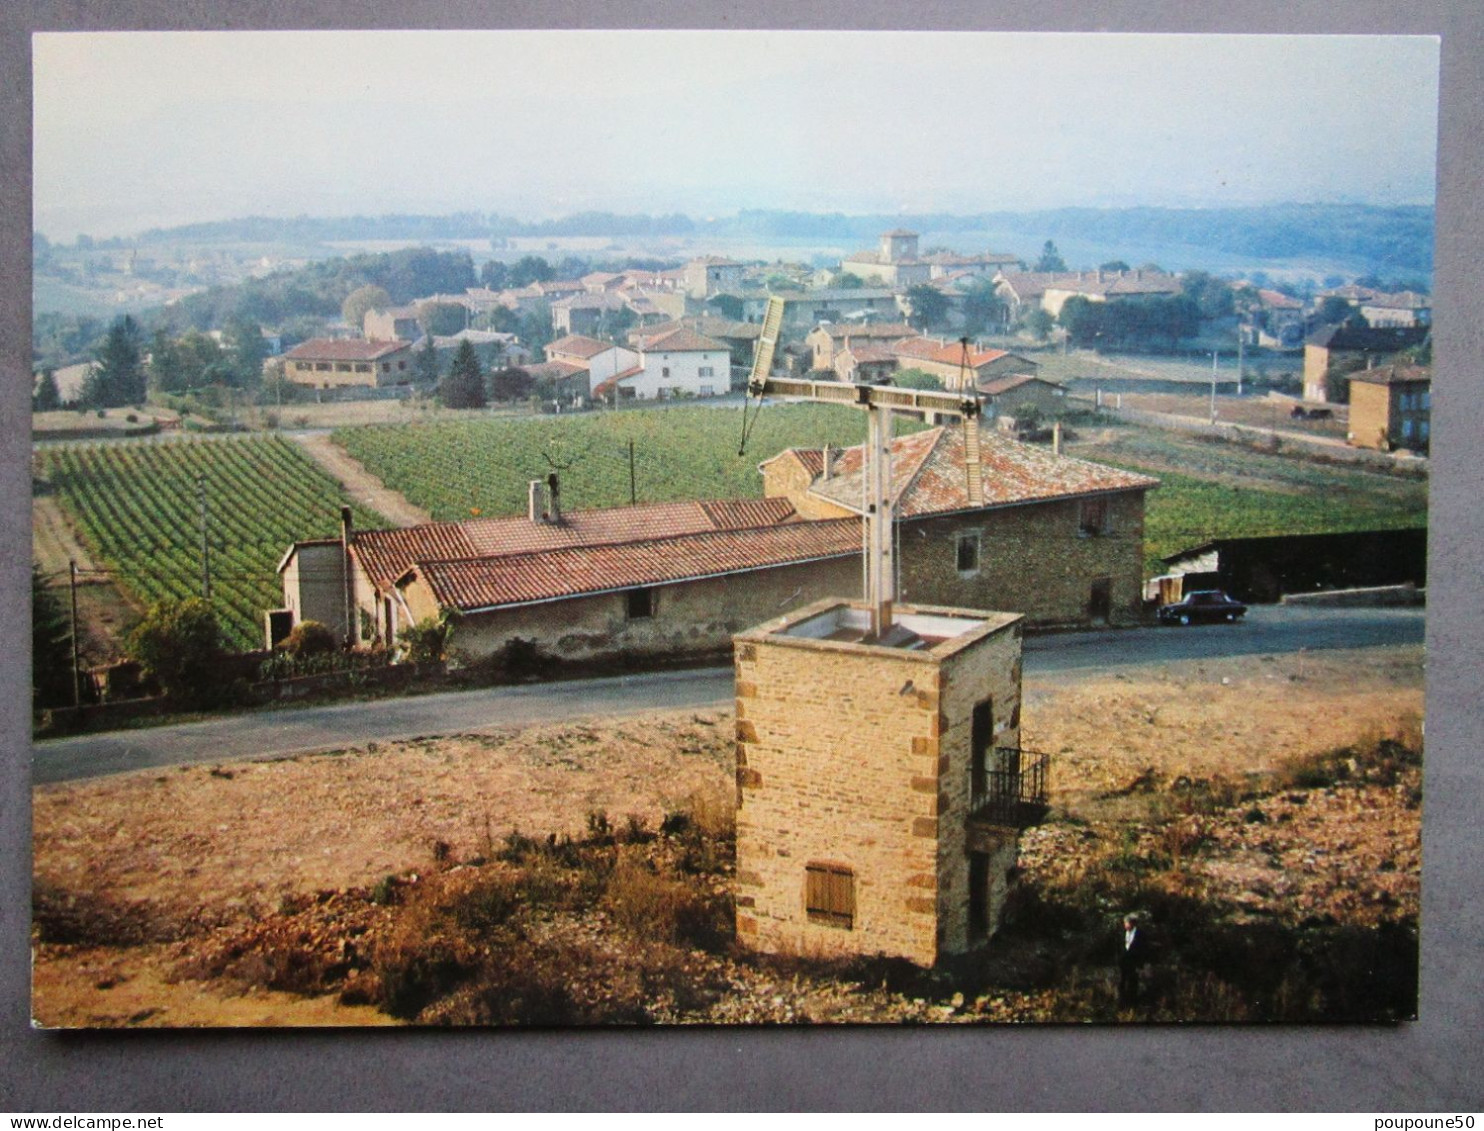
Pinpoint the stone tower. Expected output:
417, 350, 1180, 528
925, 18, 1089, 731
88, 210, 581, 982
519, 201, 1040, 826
732, 598, 1041, 967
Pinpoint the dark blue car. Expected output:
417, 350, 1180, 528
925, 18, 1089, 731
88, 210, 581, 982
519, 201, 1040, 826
1157, 590, 1248, 626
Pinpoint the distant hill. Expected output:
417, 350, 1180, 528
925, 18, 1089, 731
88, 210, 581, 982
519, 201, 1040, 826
129, 203, 1433, 276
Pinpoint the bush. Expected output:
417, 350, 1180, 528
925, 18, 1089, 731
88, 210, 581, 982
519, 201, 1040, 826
284, 619, 337, 656
126, 597, 225, 705
400, 613, 456, 665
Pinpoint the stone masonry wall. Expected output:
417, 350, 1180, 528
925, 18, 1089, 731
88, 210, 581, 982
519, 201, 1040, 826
898, 494, 1146, 627
734, 604, 1022, 966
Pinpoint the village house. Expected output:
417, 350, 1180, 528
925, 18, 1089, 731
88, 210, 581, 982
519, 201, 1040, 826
274, 426, 1156, 663
629, 315, 761, 369
593, 327, 731, 401
683, 256, 746, 299
887, 337, 1039, 390
740, 288, 902, 328
805, 322, 918, 372
1359, 291, 1432, 329
978, 374, 1070, 420
281, 338, 414, 389
1036, 269, 1183, 318
1347, 363, 1431, 453
833, 344, 899, 384
1302, 323, 1429, 403
839, 229, 933, 288
362, 305, 422, 341
922, 249, 1022, 280
543, 334, 640, 397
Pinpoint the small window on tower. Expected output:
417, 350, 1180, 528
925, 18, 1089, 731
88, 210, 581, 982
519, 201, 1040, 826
805, 862, 855, 929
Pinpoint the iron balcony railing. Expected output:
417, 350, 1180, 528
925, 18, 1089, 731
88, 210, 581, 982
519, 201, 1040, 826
969, 747, 1051, 828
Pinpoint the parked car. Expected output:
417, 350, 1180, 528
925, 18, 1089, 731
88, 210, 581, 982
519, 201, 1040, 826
1157, 590, 1248, 626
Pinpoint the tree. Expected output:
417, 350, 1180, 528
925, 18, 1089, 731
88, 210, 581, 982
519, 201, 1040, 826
706, 294, 744, 321
222, 318, 268, 387
1023, 308, 1055, 342
32, 564, 73, 709
1181, 270, 1235, 320
82, 316, 146, 407
489, 365, 535, 402
834, 271, 866, 289
418, 301, 467, 336
32, 369, 61, 412
126, 598, 225, 705
341, 284, 393, 330
508, 255, 554, 287
905, 284, 949, 331
1100, 260, 1131, 273
892, 368, 943, 390
1035, 241, 1067, 273
962, 279, 1007, 336
414, 334, 440, 385
1316, 296, 1356, 326
1058, 295, 1105, 347
439, 339, 487, 408
479, 259, 509, 290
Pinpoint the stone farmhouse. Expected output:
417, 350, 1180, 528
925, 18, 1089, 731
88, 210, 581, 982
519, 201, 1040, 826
979, 374, 1070, 420
282, 338, 414, 389
274, 425, 1155, 661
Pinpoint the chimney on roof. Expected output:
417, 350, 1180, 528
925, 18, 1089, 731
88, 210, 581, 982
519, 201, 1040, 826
822, 445, 835, 481
528, 480, 546, 523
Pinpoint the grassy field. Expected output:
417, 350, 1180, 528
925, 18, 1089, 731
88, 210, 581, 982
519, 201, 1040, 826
34, 436, 386, 651
334, 403, 929, 522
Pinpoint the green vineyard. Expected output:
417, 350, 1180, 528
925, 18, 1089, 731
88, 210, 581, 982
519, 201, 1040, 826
36, 436, 385, 651
333, 403, 929, 522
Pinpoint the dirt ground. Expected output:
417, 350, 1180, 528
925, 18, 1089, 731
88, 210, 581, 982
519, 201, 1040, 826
291, 432, 433, 527
1115, 391, 1350, 439
31, 644, 1423, 1027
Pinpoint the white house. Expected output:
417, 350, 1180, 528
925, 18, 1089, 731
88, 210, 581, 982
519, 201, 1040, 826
594, 327, 730, 401
544, 334, 641, 397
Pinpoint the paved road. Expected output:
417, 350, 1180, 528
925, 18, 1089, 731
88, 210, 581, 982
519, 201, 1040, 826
34, 605, 1424, 784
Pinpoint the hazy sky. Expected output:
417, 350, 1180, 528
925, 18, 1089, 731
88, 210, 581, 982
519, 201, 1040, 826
33, 30, 1440, 241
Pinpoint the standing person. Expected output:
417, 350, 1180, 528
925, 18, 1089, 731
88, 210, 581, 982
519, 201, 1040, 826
1118, 912, 1149, 1009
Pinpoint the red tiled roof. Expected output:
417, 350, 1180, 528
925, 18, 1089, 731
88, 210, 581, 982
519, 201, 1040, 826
1348, 363, 1431, 386
1257, 289, 1305, 310
406, 518, 860, 611
351, 497, 802, 591
636, 328, 728, 353
592, 365, 645, 397
840, 345, 897, 365
888, 337, 1015, 369
283, 338, 411, 362
979, 374, 1061, 396
812, 322, 916, 343
798, 424, 1158, 518
546, 334, 612, 360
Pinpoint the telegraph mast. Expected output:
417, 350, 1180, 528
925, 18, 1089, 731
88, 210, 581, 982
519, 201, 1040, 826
744, 297, 980, 638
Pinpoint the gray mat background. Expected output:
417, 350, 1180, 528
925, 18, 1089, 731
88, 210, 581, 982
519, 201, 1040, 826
2, 1, 1479, 1112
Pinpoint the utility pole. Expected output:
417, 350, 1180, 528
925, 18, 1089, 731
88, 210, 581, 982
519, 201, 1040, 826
628, 439, 637, 505
1210, 349, 1219, 424
197, 475, 212, 599
746, 300, 980, 639
68, 560, 81, 707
